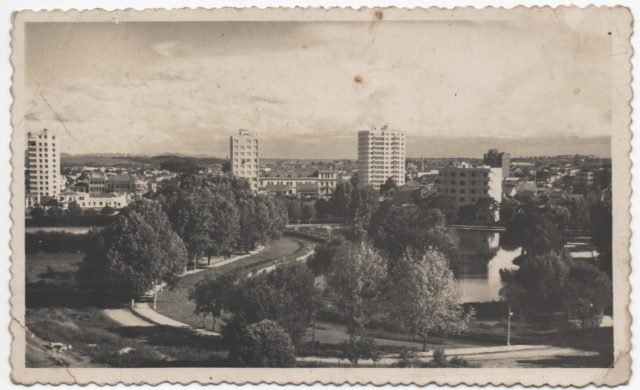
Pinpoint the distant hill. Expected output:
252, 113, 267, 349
60, 153, 227, 168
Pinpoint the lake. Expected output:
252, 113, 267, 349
454, 230, 520, 303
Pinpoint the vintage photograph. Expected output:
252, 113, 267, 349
10, 6, 632, 386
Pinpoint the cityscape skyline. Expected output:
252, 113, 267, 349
54, 133, 612, 160
25, 19, 613, 157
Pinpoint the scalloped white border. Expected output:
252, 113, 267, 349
4, 4, 635, 387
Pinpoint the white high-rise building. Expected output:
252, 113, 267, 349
230, 129, 259, 191
357, 126, 406, 189
26, 128, 61, 205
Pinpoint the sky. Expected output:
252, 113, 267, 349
24, 15, 614, 158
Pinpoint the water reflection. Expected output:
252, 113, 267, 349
453, 231, 520, 303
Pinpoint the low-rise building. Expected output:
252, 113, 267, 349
260, 170, 338, 199
318, 170, 338, 197
86, 171, 107, 193
56, 191, 129, 210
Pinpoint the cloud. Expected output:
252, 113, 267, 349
23, 17, 615, 157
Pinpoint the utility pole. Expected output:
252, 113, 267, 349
507, 305, 514, 346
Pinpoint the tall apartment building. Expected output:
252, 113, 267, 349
483, 148, 510, 178
357, 126, 405, 189
26, 128, 61, 205
230, 129, 259, 191
436, 162, 502, 221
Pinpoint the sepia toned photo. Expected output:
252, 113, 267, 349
9, 6, 632, 386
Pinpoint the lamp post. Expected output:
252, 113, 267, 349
507, 305, 514, 346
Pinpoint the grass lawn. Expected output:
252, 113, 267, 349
463, 318, 614, 367
26, 252, 83, 286
25, 252, 232, 367
298, 320, 496, 357
155, 236, 312, 328
27, 307, 230, 367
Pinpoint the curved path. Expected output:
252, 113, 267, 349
154, 236, 314, 329
102, 236, 314, 330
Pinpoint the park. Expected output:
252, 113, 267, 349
25, 173, 614, 368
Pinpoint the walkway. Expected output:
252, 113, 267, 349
449, 224, 506, 232
102, 238, 313, 333
103, 308, 154, 327
132, 303, 220, 337
297, 344, 599, 367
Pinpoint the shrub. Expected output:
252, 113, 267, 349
396, 349, 422, 368
340, 333, 379, 366
30, 207, 45, 218
227, 319, 296, 367
426, 348, 472, 368
101, 206, 116, 215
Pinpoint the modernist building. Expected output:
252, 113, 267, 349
230, 129, 259, 191
483, 148, 510, 178
26, 128, 61, 206
357, 126, 406, 189
436, 162, 502, 220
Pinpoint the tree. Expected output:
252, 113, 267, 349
326, 242, 388, 335
47, 206, 63, 216
379, 177, 398, 196
79, 200, 188, 307
340, 332, 379, 367
368, 203, 458, 269
564, 261, 612, 329
328, 182, 353, 218
501, 250, 611, 324
155, 173, 286, 269
301, 201, 316, 223
189, 271, 238, 330
287, 199, 302, 223
391, 249, 469, 351
101, 205, 115, 215
66, 201, 83, 216
456, 204, 476, 224
306, 235, 344, 276
30, 207, 45, 218
237, 198, 260, 253
350, 185, 380, 228
505, 206, 566, 256
156, 174, 241, 270
228, 320, 296, 367
500, 250, 572, 319
473, 198, 499, 224
223, 262, 320, 348
590, 201, 612, 277
315, 198, 331, 219
221, 161, 231, 173
126, 199, 189, 306
417, 193, 457, 223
